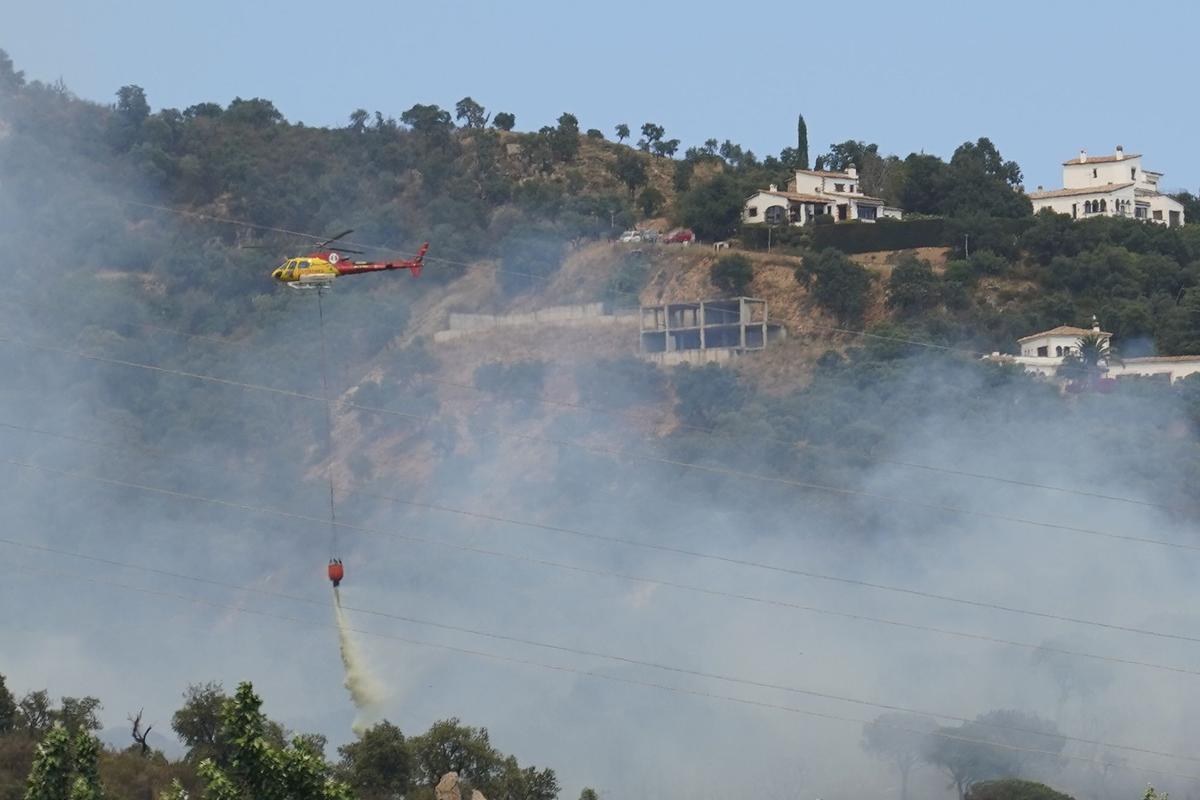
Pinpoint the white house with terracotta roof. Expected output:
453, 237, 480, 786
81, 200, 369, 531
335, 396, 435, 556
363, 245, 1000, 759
1028, 146, 1185, 227
988, 318, 1200, 382
743, 166, 903, 226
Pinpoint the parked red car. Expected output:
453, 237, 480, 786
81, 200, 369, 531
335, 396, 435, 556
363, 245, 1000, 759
665, 228, 694, 244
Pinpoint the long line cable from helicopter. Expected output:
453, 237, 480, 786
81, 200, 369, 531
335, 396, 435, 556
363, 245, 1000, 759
6, 447, 1200, 660
3, 329, 1200, 560
6, 539, 1200, 768
10, 561, 1200, 783
0, 291, 1181, 517
315, 286, 339, 561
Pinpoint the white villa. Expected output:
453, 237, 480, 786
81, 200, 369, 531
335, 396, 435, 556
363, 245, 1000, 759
988, 318, 1200, 383
743, 166, 903, 226
1027, 146, 1185, 227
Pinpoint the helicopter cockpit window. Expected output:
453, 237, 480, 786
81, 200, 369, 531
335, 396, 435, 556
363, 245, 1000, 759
299, 260, 310, 269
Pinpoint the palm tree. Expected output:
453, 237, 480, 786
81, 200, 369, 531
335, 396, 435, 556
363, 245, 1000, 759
1058, 333, 1121, 386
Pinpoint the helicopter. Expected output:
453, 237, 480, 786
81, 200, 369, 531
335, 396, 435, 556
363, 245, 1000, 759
268, 230, 428, 289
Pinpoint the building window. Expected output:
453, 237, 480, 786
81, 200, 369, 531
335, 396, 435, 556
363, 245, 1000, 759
1037, 346, 1049, 357
1055, 346, 1063, 356
1131, 167, 1137, 180
1099, 199, 1107, 212
1170, 210, 1181, 226
1084, 201, 1092, 214
858, 205, 877, 221
748, 206, 759, 217
1092, 168, 1098, 179
1153, 210, 1163, 220
834, 183, 845, 193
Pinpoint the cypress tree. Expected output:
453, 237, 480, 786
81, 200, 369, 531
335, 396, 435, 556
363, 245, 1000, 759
797, 114, 809, 170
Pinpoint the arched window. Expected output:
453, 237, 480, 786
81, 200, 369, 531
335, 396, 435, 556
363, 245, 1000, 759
1100, 199, 1107, 212
1084, 201, 1092, 214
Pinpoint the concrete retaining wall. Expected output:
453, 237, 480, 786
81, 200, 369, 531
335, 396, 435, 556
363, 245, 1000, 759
434, 303, 638, 342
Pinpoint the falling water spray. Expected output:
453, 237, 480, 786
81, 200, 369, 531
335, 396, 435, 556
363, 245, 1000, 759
333, 586, 386, 733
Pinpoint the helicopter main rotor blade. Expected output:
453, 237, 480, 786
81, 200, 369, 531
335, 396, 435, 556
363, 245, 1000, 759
316, 229, 355, 248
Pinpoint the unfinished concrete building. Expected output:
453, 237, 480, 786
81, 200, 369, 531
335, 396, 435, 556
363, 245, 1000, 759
639, 297, 785, 365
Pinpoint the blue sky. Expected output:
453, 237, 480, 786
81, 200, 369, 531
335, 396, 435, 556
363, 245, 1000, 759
6, 0, 1198, 192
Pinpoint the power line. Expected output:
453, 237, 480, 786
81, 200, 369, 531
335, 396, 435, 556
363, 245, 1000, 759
5, 415, 1185, 652
2, 330, 1196, 556
13, 562, 1200, 783
6, 450, 1200, 664
7, 536, 1199, 765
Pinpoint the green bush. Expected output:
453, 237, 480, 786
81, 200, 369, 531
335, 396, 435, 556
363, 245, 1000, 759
795, 248, 874, 323
711, 253, 754, 295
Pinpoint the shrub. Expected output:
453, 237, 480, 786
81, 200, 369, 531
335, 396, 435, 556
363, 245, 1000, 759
795, 249, 874, 323
711, 253, 754, 295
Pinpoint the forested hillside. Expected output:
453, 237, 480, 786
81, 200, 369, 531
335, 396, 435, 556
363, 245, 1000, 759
5, 47, 1200, 800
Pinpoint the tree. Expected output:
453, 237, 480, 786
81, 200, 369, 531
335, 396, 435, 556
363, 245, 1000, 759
0, 48, 26, 91
24, 725, 73, 800
454, 97, 489, 129
861, 713, 938, 800
579, 789, 598, 800
1156, 287, 1200, 355
965, 779, 1075, 800
886, 253, 941, 315
337, 721, 412, 800
638, 122, 664, 152
1057, 332, 1119, 384
677, 173, 743, 241
673, 363, 745, 428
171, 683, 227, 765
223, 97, 283, 127
923, 711, 1065, 800
550, 112, 580, 162
637, 187, 665, 217
348, 109, 369, 132
611, 150, 648, 198
22, 725, 106, 800
651, 138, 680, 158
796, 113, 810, 170
711, 254, 754, 295
408, 719, 500, 789
492, 112, 516, 131
195, 682, 350, 800
19, 691, 54, 738
0, 674, 16, 734
68, 733, 104, 800
614, 123, 630, 143
795, 249, 874, 324
116, 85, 150, 126
401, 104, 453, 135
53, 698, 101, 737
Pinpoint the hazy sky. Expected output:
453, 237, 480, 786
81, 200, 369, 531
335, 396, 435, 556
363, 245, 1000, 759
5, 0, 1199, 192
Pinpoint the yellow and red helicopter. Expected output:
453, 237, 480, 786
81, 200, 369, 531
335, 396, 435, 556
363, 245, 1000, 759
269, 229, 428, 289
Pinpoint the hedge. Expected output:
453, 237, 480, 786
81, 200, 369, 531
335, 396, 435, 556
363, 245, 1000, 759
811, 218, 950, 253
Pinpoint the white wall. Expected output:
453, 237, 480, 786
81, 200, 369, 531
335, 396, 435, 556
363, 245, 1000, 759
1063, 155, 1143, 189
1147, 193, 1186, 227
1018, 332, 1109, 358
1029, 185, 1136, 220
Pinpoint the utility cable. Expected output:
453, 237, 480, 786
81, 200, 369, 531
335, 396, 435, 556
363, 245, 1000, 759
7, 536, 1200, 764
2, 331, 1197, 557
5, 452, 1200, 660
11, 416, 1184, 648
12, 563, 1200, 783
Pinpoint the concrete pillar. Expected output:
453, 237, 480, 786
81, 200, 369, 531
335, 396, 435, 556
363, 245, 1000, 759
664, 304, 672, 352
699, 301, 706, 350
739, 298, 746, 350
